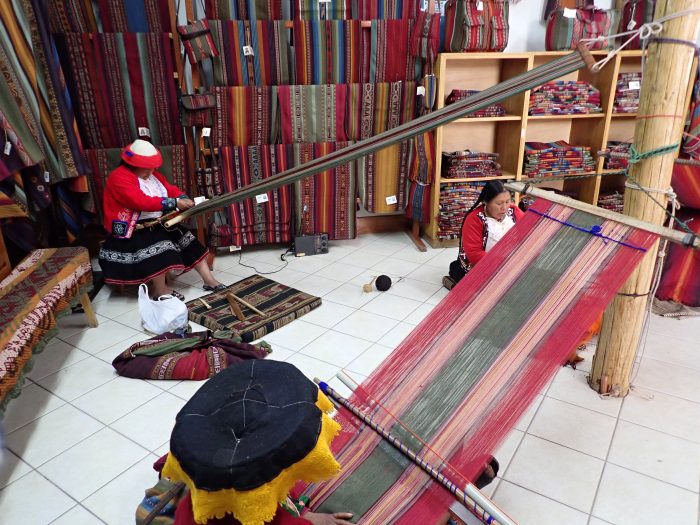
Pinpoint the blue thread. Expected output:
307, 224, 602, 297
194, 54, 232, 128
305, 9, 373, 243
125, 150, 134, 156
528, 208, 647, 252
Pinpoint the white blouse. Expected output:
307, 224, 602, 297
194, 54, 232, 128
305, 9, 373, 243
138, 175, 168, 220
484, 215, 515, 252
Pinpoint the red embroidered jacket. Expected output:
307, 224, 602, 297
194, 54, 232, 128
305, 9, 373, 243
458, 203, 524, 269
102, 166, 186, 238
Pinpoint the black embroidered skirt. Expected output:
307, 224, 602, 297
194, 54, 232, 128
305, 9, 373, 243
98, 224, 207, 285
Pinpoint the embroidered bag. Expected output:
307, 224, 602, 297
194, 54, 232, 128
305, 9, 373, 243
195, 138, 223, 199
545, 7, 620, 51
177, 19, 219, 65
618, 0, 656, 49
443, 0, 510, 52
179, 92, 216, 128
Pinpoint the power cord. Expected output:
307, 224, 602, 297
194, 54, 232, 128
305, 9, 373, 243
235, 246, 294, 275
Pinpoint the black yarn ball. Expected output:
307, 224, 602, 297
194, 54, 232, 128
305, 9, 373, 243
375, 274, 392, 292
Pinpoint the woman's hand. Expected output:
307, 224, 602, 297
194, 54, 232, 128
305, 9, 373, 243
303, 511, 354, 524
177, 198, 195, 210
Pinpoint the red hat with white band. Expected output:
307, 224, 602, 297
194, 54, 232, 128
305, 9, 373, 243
121, 139, 163, 169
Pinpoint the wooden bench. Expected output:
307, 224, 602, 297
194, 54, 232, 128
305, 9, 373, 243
0, 247, 96, 415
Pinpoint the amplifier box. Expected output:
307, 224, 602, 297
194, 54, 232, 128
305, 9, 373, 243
294, 233, 329, 257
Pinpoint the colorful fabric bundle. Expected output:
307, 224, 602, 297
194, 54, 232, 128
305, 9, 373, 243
603, 141, 632, 170
597, 191, 624, 213
405, 130, 436, 224
524, 140, 596, 177
613, 72, 641, 114
112, 330, 270, 380
278, 84, 349, 143
443, 0, 510, 52
177, 19, 219, 65
656, 207, 700, 306
305, 200, 657, 523
211, 86, 279, 147
442, 151, 502, 179
84, 145, 189, 216
209, 20, 291, 86
545, 7, 620, 51
219, 144, 293, 246
204, 0, 420, 19
437, 182, 485, 240
293, 142, 356, 240
351, 0, 421, 19
542, 0, 594, 22
291, 20, 362, 85
186, 274, 322, 342
446, 90, 507, 117
619, 0, 655, 49
529, 80, 602, 115
48, 0, 172, 33
0, 247, 93, 415
57, 32, 183, 149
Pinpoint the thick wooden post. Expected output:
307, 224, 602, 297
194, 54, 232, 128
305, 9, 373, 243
589, 0, 700, 396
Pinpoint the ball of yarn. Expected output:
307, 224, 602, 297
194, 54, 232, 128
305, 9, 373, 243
375, 275, 392, 292
362, 283, 373, 293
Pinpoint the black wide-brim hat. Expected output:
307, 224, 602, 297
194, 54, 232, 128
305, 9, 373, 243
161, 360, 341, 525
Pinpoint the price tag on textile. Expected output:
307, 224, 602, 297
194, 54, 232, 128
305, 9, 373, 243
3, 141, 11, 155
629, 80, 641, 90
563, 7, 576, 18
476, 0, 484, 10
627, 20, 637, 30
138, 127, 151, 137
44, 171, 50, 183
416, 86, 426, 96
319, 0, 331, 3
385, 195, 398, 205
256, 193, 269, 204
202, 127, 211, 137
243, 45, 254, 56
193, 196, 208, 205
229, 245, 241, 252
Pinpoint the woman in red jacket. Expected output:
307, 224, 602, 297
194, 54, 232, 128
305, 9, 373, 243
443, 180, 523, 291
98, 140, 224, 298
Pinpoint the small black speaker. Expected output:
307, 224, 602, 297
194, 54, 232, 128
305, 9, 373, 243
294, 233, 329, 257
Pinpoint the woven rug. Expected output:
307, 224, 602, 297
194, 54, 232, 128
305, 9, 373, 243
186, 275, 322, 342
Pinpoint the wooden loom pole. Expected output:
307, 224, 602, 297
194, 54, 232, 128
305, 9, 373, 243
589, 0, 700, 396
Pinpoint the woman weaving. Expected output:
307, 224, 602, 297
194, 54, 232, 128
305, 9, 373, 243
443, 180, 523, 291
98, 140, 225, 299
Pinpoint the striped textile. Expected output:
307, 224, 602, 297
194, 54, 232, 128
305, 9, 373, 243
212, 86, 279, 147
683, 68, 700, 158
618, 0, 655, 49
657, 208, 700, 307
84, 145, 189, 217
671, 161, 700, 210
177, 19, 219, 65
305, 199, 657, 522
366, 19, 420, 83
48, 0, 172, 33
545, 7, 620, 51
57, 32, 183, 149
410, 11, 441, 66
278, 84, 349, 144
204, 0, 420, 19
209, 20, 291, 86
443, 0, 510, 52
404, 131, 436, 223
292, 142, 356, 240
219, 144, 293, 246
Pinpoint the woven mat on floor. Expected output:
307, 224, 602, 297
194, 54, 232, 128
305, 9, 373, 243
186, 274, 322, 342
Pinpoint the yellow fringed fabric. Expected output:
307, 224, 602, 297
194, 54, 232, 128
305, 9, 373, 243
162, 392, 341, 525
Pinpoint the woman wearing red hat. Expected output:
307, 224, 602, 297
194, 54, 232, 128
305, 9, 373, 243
98, 140, 225, 298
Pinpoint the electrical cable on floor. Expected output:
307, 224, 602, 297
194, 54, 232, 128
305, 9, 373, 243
235, 246, 294, 275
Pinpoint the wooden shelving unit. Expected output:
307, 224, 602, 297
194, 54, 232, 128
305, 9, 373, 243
424, 50, 696, 249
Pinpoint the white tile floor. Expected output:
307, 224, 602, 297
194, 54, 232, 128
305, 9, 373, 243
1, 231, 699, 525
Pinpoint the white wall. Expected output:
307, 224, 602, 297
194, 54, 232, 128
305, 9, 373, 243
504, 0, 616, 52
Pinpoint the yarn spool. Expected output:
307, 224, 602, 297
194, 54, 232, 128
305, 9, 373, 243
375, 275, 392, 292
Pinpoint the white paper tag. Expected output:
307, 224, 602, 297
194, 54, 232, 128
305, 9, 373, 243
193, 196, 208, 205
138, 127, 150, 137
563, 7, 576, 18
319, 0, 331, 3
243, 45, 254, 56
385, 195, 398, 205
44, 171, 50, 183
3, 141, 11, 155
256, 193, 269, 204
229, 245, 241, 252
202, 127, 211, 137
416, 86, 426, 96
476, 0, 484, 10
628, 80, 641, 90
627, 19, 637, 30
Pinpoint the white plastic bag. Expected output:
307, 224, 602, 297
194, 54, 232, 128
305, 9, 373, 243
138, 284, 189, 334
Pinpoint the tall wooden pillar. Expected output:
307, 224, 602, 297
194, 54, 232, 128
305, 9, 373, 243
589, 0, 700, 396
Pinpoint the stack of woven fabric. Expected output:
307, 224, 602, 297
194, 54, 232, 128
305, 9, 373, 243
437, 182, 484, 240
523, 141, 596, 178
598, 191, 625, 213
613, 72, 641, 113
529, 81, 602, 115
603, 141, 632, 170
442, 151, 501, 179
445, 90, 506, 117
